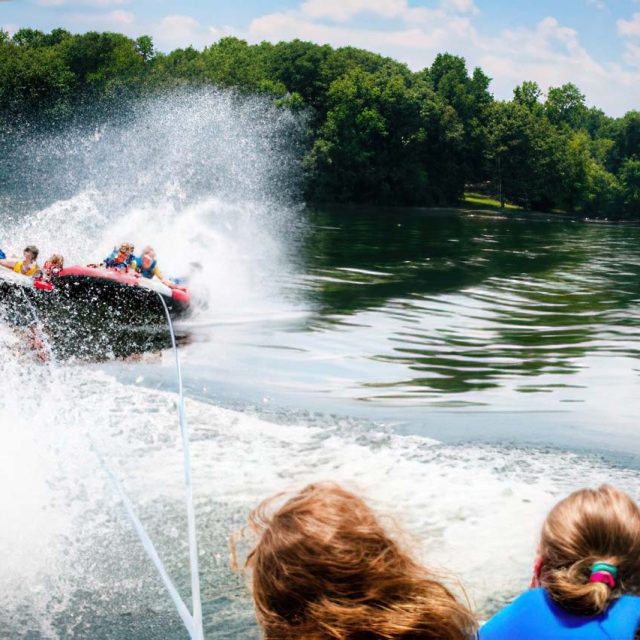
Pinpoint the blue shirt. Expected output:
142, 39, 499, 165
480, 588, 640, 640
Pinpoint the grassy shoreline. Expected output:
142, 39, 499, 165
462, 192, 522, 212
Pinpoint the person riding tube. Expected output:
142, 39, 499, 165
133, 246, 185, 290
39, 254, 64, 281
104, 243, 136, 271
0, 245, 40, 276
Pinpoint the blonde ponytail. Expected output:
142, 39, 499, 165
539, 485, 640, 616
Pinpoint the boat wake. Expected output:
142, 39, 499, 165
2, 325, 639, 637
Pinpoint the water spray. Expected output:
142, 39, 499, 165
90, 294, 205, 640
15, 289, 205, 639
1, 88, 306, 637
18, 287, 55, 363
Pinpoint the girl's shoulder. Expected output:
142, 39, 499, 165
480, 589, 640, 640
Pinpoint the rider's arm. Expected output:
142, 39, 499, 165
154, 266, 182, 290
0, 258, 17, 270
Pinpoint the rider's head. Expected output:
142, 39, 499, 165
24, 245, 39, 262
238, 483, 477, 640
537, 484, 640, 616
141, 246, 156, 268
45, 254, 64, 276
118, 242, 134, 257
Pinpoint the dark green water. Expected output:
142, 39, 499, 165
192, 206, 640, 455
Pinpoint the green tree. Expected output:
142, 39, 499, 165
513, 81, 543, 114
488, 101, 562, 210
135, 35, 155, 64
581, 161, 621, 216
1, 26, 638, 215
12, 28, 48, 48
545, 83, 588, 130
0, 35, 74, 119
620, 158, 640, 216
150, 46, 205, 84
306, 67, 448, 204
430, 53, 493, 182
59, 31, 146, 98
558, 131, 592, 212
199, 37, 269, 92
606, 111, 640, 174
263, 40, 332, 111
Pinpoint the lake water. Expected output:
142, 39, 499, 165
2, 94, 640, 639
188, 206, 640, 457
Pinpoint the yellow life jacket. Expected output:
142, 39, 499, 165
13, 260, 38, 277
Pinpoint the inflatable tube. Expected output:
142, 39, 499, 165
0, 264, 191, 360
0, 264, 190, 320
55, 265, 191, 318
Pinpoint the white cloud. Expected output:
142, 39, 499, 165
89, 0, 130, 6
441, 0, 479, 15
37, 0, 130, 5
156, 14, 200, 39
618, 13, 640, 37
149, 15, 225, 51
249, 4, 477, 53
623, 42, 640, 67
297, 0, 476, 23
1, 23, 18, 35
477, 17, 638, 116
70, 9, 135, 31
300, 0, 407, 22
110, 9, 134, 25
65, 9, 229, 50
586, 0, 607, 10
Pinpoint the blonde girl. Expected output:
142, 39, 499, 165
481, 484, 640, 639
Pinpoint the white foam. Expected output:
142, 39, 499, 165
1, 339, 638, 634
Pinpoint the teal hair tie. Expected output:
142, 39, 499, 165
591, 562, 618, 579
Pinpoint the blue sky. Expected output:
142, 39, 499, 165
2, 0, 640, 115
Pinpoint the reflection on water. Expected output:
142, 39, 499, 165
287, 208, 640, 399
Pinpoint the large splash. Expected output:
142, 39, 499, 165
0, 89, 307, 637
3, 336, 637, 637
2, 88, 306, 320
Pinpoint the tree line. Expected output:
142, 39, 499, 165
1, 28, 639, 217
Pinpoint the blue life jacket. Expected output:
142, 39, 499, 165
104, 248, 134, 270
480, 588, 640, 640
133, 256, 157, 279
0, 249, 5, 260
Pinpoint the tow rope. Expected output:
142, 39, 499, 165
18, 285, 205, 639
